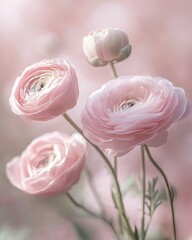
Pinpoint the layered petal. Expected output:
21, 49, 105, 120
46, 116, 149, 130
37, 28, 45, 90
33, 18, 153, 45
81, 76, 189, 157
6, 132, 86, 195
83, 28, 131, 66
9, 59, 79, 121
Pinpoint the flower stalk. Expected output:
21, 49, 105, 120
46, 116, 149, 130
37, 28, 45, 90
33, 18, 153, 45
110, 61, 118, 78
63, 113, 135, 239
66, 193, 116, 235
143, 145, 176, 240
109, 61, 128, 238
140, 145, 146, 240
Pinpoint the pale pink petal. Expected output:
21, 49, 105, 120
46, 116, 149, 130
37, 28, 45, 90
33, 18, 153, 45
9, 59, 79, 121
81, 76, 189, 157
6, 132, 86, 196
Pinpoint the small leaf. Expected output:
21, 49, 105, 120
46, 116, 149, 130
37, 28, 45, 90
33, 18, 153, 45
145, 178, 163, 216
158, 185, 177, 202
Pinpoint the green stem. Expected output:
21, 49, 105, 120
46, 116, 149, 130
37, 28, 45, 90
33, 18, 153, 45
140, 145, 146, 240
110, 61, 127, 239
63, 113, 135, 239
143, 145, 176, 240
66, 193, 116, 235
110, 60, 125, 238
109, 61, 118, 177
145, 216, 152, 237
109, 61, 118, 78
109, 62, 123, 235
114, 157, 118, 176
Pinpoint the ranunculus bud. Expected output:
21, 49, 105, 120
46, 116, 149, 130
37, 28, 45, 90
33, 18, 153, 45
9, 59, 79, 121
83, 28, 131, 67
6, 132, 86, 196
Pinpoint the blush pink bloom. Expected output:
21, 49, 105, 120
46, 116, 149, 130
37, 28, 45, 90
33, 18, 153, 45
6, 132, 86, 195
81, 76, 190, 157
30, 219, 80, 240
9, 59, 79, 121
83, 28, 131, 66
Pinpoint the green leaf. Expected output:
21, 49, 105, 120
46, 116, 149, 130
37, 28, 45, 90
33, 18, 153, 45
145, 178, 162, 216
158, 185, 176, 202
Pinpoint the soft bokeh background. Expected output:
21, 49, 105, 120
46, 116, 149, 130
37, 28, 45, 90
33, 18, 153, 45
1, 0, 192, 239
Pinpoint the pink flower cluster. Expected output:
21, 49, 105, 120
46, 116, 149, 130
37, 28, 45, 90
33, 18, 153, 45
6, 29, 190, 202
7, 58, 85, 195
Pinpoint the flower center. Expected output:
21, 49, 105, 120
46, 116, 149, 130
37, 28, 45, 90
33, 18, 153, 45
28, 153, 56, 176
31, 75, 52, 92
119, 99, 137, 111
36, 153, 55, 169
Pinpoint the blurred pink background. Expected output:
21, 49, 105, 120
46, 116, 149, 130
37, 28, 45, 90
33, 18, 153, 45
1, 0, 192, 239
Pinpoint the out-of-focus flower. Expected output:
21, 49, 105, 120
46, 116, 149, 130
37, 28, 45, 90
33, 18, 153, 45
30, 219, 80, 240
83, 28, 131, 66
9, 59, 79, 121
6, 132, 86, 195
81, 76, 190, 157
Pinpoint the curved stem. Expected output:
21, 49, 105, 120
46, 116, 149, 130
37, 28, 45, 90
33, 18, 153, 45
114, 157, 118, 176
109, 61, 118, 78
63, 113, 135, 239
66, 193, 116, 235
143, 145, 176, 240
140, 145, 146, 240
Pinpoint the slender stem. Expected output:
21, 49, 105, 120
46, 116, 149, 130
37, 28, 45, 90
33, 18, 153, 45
66, 193, 116, 235
140, 145, 146, 240
145, 216, 152, 237
109, 61, 118, 78
109, 62, 119, 179
109, 62, 122, 237
114, 157, 118, 176
143, 145, 176, 240
109, 61, 126, 238
63, 113, 135, 239
86, 169, 106, 217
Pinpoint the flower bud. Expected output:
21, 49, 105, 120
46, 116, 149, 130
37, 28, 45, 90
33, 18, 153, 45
83, 28, 131, 67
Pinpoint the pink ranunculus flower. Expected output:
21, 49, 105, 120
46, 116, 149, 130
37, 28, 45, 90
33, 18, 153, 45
9, 59, 79, 121
83, 28, 131, 67
6, 132, 86, 195
81, 76, 190, 157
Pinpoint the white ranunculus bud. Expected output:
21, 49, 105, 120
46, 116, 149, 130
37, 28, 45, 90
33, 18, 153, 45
83, 28, 131, 67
